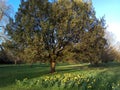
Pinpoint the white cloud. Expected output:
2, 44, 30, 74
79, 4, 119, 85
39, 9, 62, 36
107, 22, 120, 42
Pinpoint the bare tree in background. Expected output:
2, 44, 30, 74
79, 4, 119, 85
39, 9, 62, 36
0, 0, 11, 20
0, 0, 12, 42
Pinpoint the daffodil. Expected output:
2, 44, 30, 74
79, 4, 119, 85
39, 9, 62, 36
87, 79, 89, 82
93, 79, 96, 82
87, 85, 92, 88
74, 77, 77, 80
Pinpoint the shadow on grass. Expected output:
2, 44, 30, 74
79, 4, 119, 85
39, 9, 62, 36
0, 64, 49, 88
55, 62, 120, 74
57, 64, 89, 73
88, 62, 120, 68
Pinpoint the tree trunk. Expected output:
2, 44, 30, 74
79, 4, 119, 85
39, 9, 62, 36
50, 60, 56, 73
15, 60, 17, 65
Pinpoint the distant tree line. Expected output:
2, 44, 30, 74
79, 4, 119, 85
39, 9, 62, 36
0, 0, 119, 73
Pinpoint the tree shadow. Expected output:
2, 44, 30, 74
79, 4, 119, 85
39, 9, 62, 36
56, 64, 89, 73
88, 62, 120, 68
0, 64, 49, 88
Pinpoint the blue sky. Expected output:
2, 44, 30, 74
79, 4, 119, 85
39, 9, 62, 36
92, 0, 120, 44
7, 0, 120, 44
7, 0, 20, 16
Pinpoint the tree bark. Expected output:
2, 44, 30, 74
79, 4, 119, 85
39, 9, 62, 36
50, 60, 56, 73
15, 60, 17, 65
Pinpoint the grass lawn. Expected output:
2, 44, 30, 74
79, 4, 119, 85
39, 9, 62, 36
0, 62, 120, 90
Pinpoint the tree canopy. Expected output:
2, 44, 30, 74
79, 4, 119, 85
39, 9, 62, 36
5, 0, 107, 73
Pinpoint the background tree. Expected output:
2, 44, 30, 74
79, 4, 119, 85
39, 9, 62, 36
0, 0, 11, 41
0, 0, 13, 64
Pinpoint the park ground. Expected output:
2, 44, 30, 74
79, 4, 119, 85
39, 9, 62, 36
0, 62, 120, 90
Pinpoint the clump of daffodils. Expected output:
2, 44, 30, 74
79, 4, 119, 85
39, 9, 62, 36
41, 73, 97, 89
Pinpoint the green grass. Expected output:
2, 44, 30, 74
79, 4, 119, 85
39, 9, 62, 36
0, 62, 120, 90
